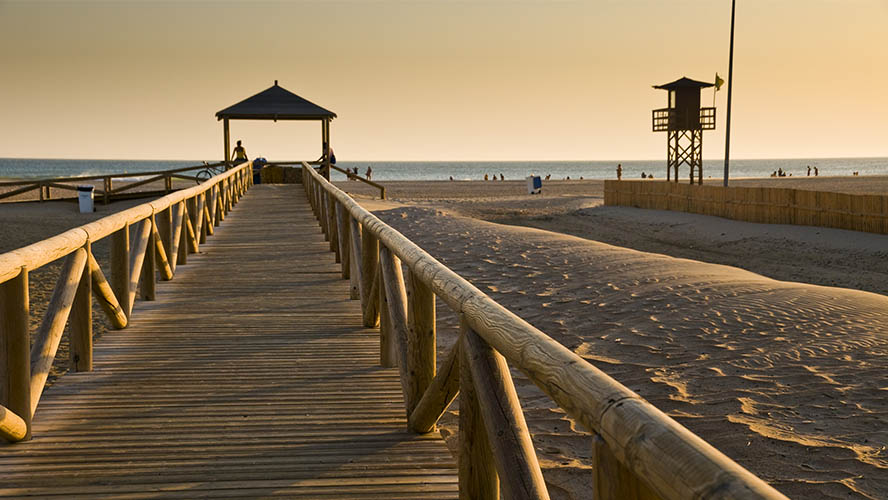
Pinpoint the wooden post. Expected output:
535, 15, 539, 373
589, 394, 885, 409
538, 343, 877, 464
378, 268, 395, 367
459, 316, 498, 499
379, 247, 415, 409
170, 202, 185, 271
0, 268, 31, 440
70, 243, 93, 372
328, 195, 340, 260
127, 219, 152, 311
336, 203, 350, 280
463, 327, 549, 500
111, 224, 130, 318
407, 270, 436, 414
360, 228, 379, 328
156, 206, 172, 273
140, 216, 156, 301
593, 434, 660, 500
348, 217, 362, 300
223, 118, 231, 168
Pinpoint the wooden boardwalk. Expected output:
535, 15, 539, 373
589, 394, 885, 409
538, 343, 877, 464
0, 185, 458, 499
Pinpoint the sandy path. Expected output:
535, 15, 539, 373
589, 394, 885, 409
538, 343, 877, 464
373, 205, 888, 499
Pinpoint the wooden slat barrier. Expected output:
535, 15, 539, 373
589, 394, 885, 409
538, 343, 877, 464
0, 161, 252, 443
605, 180, 888, 235
304, 164, 789, 500
0, 163, 228, 204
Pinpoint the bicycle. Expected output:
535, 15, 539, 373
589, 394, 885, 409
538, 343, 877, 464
195, 162, 226, 183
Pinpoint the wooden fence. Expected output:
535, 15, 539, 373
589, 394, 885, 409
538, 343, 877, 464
0, 163, 227, 205
0, 162, 252, 443
303, 164, 788, 500
604, 180, 888, 234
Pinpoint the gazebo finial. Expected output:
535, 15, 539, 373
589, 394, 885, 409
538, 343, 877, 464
274, 80, 278, 86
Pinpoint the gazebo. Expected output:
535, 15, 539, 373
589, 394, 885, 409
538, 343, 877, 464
215, 81, 337, 178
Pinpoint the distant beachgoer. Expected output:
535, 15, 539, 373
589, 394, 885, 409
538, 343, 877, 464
771, 171, 777, 177
232, 140, 248, 164
449, 176, 454, 181
484, 174, 489, 181
616, 163, 622, 180
648, 174, 653, 179
500, 173, 504, 181
807, 165, 811, 176
366, 166, 372, 180
641, 171, 646, 179
545, 174, 551, 180
814, 166, 819, 176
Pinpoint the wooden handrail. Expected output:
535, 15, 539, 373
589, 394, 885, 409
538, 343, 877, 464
303, 163, 788, 500
0, 162, 225, 187
330, 165, 386, 199
0, 161, 252, 442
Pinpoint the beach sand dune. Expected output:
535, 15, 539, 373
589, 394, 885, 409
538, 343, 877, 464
373, 205, 888, 499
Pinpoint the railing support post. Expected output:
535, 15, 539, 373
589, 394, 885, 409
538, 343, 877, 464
336, 203, 350, 280
348, 216, 362, 300
111, 223, 130, 318
360, 228, 379, 328
0, 268, 31, 441
141, 216, 157, 301
70, 242, 93, 372
407, 270, 436, 414
459, 316, 498, 499
328, 195, 340, 261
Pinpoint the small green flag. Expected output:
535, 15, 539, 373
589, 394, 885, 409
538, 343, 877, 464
715, 73, 725, 91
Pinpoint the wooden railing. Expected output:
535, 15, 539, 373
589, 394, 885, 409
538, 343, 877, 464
329, 165, 387, 199
0, 162, 252, 443
303, 164, 788, 500
0, 162, 225, 204
605, 180, 888, 235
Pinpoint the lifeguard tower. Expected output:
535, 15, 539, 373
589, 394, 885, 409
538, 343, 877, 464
652, 77, 716, 184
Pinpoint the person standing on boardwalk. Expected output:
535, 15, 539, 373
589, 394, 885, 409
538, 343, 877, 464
617, 163, 623, 180
232, 140, 248, 165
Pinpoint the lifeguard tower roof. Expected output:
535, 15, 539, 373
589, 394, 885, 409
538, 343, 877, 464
653, 77, 714, 90
216, 82, 337, 121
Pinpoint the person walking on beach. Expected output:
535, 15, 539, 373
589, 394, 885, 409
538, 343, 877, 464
232, 140, 248, 165
617, 163, 623, 180
814, 166, 819, 176
366, 166, 372, 180
807, 165, 811, 176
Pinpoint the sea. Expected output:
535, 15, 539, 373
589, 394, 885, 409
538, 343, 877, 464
1, 157, 887, 183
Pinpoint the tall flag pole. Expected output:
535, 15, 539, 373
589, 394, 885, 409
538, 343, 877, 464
723, 0, 736, 187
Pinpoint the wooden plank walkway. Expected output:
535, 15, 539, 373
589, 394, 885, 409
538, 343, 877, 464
0, 185, 458, 499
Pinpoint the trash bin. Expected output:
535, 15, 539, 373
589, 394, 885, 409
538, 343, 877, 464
252, 157, 267, 185
526, 175, 542, 194
77, 185, 94, 213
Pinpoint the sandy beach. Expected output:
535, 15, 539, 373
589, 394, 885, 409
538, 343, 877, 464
336, 176, 888, 499
3, 175, 887, 498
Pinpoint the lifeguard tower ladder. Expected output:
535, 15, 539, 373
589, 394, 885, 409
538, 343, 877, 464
652, 77, 716, 184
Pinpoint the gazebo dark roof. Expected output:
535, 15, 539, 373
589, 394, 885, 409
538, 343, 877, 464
216, 82, 337, 121
653, 77, 714, 90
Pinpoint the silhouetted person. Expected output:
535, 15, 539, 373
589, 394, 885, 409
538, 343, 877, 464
807, 165, 811, 176
616, 163, 622, 180
232, 140, 248, 165
648, 173, 653, 179
641, 171, 646, 179
500, 173, 504, 181
814, 166, 819, 176
366, 166, 372, 180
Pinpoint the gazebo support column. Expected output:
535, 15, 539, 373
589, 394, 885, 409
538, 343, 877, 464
223, 119, 231, 168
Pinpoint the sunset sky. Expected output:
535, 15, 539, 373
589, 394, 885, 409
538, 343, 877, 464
1, 0, 886, 161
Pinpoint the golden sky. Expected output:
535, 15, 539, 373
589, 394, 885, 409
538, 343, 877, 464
1, 0, 886, 161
